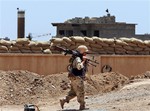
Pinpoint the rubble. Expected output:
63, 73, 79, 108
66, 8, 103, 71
0, 70, 129, 105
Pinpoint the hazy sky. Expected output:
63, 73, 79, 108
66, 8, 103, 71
0, 0, 150, 41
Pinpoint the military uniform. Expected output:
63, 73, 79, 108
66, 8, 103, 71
60, 56, 87, 110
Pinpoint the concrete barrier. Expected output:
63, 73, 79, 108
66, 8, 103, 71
0, 54, 150, 77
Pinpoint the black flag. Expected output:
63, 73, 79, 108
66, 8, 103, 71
106, 9, 109, 13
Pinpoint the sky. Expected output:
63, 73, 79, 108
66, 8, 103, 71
0, 0, 150, 41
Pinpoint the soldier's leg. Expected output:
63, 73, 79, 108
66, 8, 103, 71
74, 77, 85, 110
60, 83, 76, 109
65, 85, 76, 102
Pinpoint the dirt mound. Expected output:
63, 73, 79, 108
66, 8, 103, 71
0, 70, 69, 105
130, 71, 150, 80
85, 72, 129, 95
0, 70, 129, 105
121, 79, 150, 91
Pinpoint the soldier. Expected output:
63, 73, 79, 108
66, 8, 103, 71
60, 45, 88, 110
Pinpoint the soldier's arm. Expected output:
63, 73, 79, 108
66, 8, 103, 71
75, 57, 84, 70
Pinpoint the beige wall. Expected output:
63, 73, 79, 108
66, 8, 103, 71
0, 54, 150, 77
100, 55, 150, 77
0, 54, 69, 75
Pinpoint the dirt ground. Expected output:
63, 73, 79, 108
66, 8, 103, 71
0, 70, 150, 111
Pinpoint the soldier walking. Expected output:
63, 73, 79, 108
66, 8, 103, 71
60, 45, 89, 110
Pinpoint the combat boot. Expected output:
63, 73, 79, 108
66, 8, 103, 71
60, 99, 66, 109
79, 103, 85, 110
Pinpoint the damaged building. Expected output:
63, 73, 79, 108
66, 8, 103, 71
52, 13, 136, 38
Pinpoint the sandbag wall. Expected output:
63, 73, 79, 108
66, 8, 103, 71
0, 38, 52, 54
50, 36, 150, 55
1, 37, 150, 55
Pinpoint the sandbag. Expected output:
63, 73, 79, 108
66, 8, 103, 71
62, 37, 75, 44
91, 47, 105, 52
84, 37, 95, 43
16, 38, 30, 44
51, 51, 61, 54
90, 43, 102, 49
131, 38, 144, 45
0, 40, 12, 46
50, 43, 68, 50
102, 38, 114, 44
133, 47, 143, 52
50, 42, 61, 47
137, 44, 147, 48
119, 37, 132, 43
43, 49, 52, 54
61, 43, 71, 48
138, 51, 149, 55
103, 46, 114, 51
84, 42, 90, 46
99, 50, 107, 54
92, 37, 104, 43
144, 40, 150, 47
115, 47, 126, 52
13, 42, 23, 47
115, 40, 128, 46
123, 46, 134, 51
50, 38, 66, 44
75, 42, 90, 47
36, 41, 50, 47
41, 46, 50, 50
11, 41, 16, 45
69, 45, 77, 50
114, 44, 123, 48
9, 46, 21, 53
87, 46, 92, 50
144, 47, 150, 51
0, 50, 8, 53
70, 36, 85, 43
97, 41, 109, 47
126, 51, 137, 55
109, 44, 116, 48
28, 41, 37, 47
93, 38, 110, 46
0, 46, 8, 51
127, 42, 137, 47
31, 46, 42, 51
40, 41, 50, 47
106, 50, 115, 54
115, 51, 126, 55
19, 46, 32, 53
50, 42, 69, 48
92, 37, 100, 42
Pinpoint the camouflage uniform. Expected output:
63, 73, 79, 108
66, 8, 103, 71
60, 57, 86, 110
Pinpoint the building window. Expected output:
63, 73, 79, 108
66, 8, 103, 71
66, 30, 73, 36
59, 30, 65, 36
81, 30, 87, 36
94, 30, 99, 37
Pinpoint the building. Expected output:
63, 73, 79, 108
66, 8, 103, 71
52, 13, 136, 38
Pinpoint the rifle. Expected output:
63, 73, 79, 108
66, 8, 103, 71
54, 46, 72, 55
86, 58, 99, 67
54, 45, 99, 55
54, 45, 99, 67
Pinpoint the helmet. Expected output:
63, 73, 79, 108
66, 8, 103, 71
77, 45, 88, 52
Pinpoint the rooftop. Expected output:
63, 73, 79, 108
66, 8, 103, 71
52, 13, 136, 26
65, 14, 115, 24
